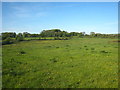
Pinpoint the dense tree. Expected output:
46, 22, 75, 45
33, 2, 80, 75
2, 37, 15, 45
1, 29, 119, 45
16, 33, 24, 41
30, 34, 39, 37
90, 32, 95, 36
23, 32, 30, 37
40, 29, 66, 37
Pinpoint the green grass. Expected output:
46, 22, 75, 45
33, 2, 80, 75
0, 45, 2, 89
24, 37, 63, 40
2, 38, 118, 88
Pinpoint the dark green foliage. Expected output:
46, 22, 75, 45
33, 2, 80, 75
16, 33, 24, 41
50, 58, 58, 63
2, 37, 14, 45
100, 50, 109, 53
84, 45, 87, 47
40, 29, 82, 38
47, 46, 52, 48
30, 34, 39, 37
16, 37, 24, 41
69, 32, 79, 36
56, 46, 59, 48
23, 32, 31, 37
66, 45, 70, 47
1, 30, 119, 45
63, 37, 69, 40
79, 32, 84, 37
91, 48, 95, 50
90, 32, 95, 36
19, 51, 26, 54
2, 32, 16, 40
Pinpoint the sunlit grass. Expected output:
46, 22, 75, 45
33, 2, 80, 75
2, 38, 118, 88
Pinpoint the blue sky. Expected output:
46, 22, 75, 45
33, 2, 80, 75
2, 2, 118, 34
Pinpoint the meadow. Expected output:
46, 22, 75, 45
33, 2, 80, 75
2, 37, 118, 88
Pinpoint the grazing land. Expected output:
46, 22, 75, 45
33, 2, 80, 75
2, 38, 118, 88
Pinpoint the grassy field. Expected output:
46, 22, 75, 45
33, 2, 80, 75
2, 38, 118, 88
0, 45, 2, 89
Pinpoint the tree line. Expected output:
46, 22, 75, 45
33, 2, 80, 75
1, 29, 119, 45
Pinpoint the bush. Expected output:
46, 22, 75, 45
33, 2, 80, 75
62, 37, 68, 40
64, 37, 68, 40
19, 51, 26, 54
54, 37, 61, 40
50, 58, 58, 63
16, 36, 24, 41
2, 37, 14, 45
100, 50, 109, 53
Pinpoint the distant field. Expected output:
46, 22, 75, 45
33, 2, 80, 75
2, 38, 118, 88
24, 37, 54, 40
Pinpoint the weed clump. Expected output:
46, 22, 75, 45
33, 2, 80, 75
66, 45, 70, 47
70, 57, 74, 59
100, 50, 109, 53
56, 47, 59, 48
19, 51, 26, 54
91, 48, 95, 50
47, 46, 51, 47
84, 45, 87, 47
50, 58, 58, 63
10, 58, 14, 62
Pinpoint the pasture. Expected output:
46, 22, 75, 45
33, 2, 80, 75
2, 38, 118, 88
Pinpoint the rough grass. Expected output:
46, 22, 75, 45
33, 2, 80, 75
0, 46, 2, 89
2, 38, 118, 88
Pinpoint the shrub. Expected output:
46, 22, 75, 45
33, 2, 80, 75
2, 37, 14, 45
50, 58, 58, 63
66, 45, 69, 47
19, 51, 26, 54
100, 50, 108, 53
84, 45, 87, 47
64, 37, 68, 40
16, 36, 24, 41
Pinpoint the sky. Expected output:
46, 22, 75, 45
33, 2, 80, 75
2, 0, 119, 2
2, 2, 118, 34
